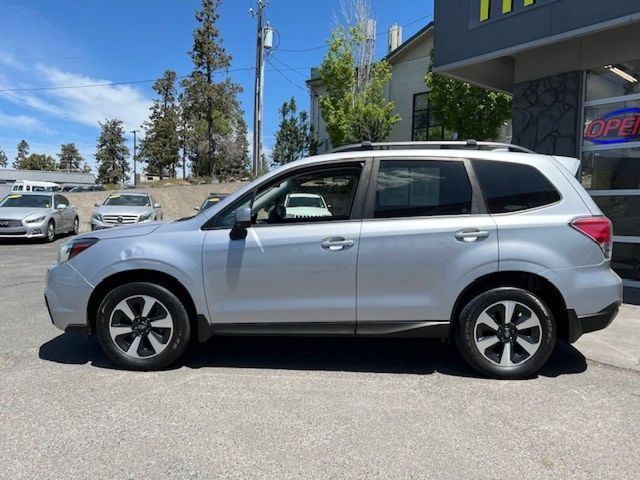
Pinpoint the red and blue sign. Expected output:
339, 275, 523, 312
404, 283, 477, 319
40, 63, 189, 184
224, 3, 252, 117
584, 108, 640, 145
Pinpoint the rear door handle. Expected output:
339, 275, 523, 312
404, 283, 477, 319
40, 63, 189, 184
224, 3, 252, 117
321, 237, 355, 251
455, 229, 490, 242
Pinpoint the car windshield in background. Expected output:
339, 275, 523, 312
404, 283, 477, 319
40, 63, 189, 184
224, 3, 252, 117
0, 194, 52, 208
103, 194, 150, 207
287, 196, 324, 208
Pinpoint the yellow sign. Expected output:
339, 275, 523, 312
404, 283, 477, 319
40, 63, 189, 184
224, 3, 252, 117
7, 194, 22, 199
480, 0, 536, 21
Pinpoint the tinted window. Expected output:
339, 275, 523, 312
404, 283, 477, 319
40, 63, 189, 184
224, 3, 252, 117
374, 160, 472, 219
473, 160, 561, 214
103, 194, 151, 206
0, 194, 52, 208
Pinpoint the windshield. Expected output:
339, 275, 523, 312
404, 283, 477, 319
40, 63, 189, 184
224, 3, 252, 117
201, 196, 224, 211
287, 196, 324, 208
0, 194, 52, 208
103, 194, 150, 207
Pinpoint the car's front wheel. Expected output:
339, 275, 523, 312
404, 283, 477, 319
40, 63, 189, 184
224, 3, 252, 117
454, 287, 556, 379
45, 220, 56, 243
96, 282, 191, 370
72, 217, 79, 235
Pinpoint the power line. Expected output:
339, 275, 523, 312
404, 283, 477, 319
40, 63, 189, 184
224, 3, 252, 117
276, 13, 433, 53
266, 55, 307, 91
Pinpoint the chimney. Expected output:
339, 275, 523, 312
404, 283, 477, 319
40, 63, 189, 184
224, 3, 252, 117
388, 24, 403, 54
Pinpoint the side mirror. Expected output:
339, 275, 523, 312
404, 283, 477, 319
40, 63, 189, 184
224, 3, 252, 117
194, 206, 200, 211
230, 207, 252, 240
56, 204, 68, 210
154, 203, 161, 209
94, 203, 101, 208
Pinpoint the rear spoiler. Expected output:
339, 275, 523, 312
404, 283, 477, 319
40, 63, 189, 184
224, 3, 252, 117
552, 156, 581, 176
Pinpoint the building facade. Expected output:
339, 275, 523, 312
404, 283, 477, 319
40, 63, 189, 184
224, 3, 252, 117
435, 0, 640, 290
307, 23, 482, 154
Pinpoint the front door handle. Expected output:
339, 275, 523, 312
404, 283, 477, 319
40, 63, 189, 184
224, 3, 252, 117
321, 237, 355, 251
455, 229, 490, 242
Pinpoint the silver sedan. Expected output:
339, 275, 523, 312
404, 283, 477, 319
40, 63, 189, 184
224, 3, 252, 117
0, 192, 79, 242
91, 192, 162, 231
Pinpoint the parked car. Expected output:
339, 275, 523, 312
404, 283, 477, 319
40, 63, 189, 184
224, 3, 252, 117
11, 180, 60, 193
0, 192, 79, 242
90, 192, 162, 230
283, 193, 332, 219
45, 141, 622, 378
196, 193, 229, 212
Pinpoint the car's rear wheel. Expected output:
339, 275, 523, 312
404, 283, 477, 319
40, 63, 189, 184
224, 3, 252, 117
45, 220, 56, 243
454, 287, 556, 379
96, 282, 191, 370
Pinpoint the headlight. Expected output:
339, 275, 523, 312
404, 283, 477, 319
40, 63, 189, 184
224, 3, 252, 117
92, 213, 102, 222
58, 238, 99, 264
25, 215, 46, 224
139, 213, 152, 222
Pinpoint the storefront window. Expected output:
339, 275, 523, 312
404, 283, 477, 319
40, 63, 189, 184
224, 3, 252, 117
586, 61, 640, 102
584, 61, 640, 287
581, 149, 640, 190
593, 195, 640, 237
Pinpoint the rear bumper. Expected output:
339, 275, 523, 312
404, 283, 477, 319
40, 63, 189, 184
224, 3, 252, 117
566, 302, 620, 343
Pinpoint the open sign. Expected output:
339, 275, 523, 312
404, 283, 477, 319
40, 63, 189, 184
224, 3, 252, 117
584, 108, 640, 145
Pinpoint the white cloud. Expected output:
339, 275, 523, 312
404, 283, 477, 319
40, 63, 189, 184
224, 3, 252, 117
36, 65, 151, 131
0, 111, 47, 132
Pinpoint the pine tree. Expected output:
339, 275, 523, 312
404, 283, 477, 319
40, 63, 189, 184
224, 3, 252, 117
13, 140, 30, 169
272, 97, 318, 166
215, 97, 250, 180
0, 149, 7, 168
139, 70, 181, 178
19, 153, 56, 171
95, 119, 130, 185
181, 0, 243, 178
58, 143, 83, 171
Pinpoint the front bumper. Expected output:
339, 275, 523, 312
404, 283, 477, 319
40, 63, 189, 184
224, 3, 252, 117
45, 261, 94, 332
566, 302, 621, 343
0, 220, 47, 238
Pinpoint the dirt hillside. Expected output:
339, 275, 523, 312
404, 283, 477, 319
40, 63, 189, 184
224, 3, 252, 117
67, 183, 247, 232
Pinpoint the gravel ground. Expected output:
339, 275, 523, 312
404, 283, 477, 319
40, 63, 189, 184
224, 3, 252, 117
1, 238, 639, 479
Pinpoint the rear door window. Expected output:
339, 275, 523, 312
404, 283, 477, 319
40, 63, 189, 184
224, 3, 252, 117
472, 160, 561, 214
374, 160, 472, 218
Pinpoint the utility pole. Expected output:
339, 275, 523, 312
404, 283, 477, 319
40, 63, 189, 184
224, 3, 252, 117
250, 1, 268, 177
130, 130, 138, 187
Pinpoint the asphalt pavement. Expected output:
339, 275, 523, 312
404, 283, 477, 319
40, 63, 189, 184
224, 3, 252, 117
1, 238, 639, 479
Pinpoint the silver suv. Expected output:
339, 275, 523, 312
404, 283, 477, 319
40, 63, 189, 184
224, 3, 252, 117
45, 142, 622, 378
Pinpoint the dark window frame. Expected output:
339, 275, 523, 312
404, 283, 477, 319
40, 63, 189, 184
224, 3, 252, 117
412, 92, 445, 142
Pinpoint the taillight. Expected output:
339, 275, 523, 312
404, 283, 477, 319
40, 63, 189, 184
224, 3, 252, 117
570, 217, 612, 258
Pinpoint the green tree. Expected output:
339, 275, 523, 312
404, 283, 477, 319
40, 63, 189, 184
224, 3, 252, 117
425, 51, 512, 140
180, 0, 242, 179
272, 97, 318, 166
13, 140, 30, 169
95, 119, 130, 185
0, 149, 7, 168
19, 153, 56, 171
139, 70, 181, 178
214, 97, 250, 180
319, 26, 400, 148
57, 143, 83, 171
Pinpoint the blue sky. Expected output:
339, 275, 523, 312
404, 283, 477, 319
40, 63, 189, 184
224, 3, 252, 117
0, 0, 433, 172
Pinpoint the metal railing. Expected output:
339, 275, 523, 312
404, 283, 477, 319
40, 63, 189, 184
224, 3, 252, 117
330, 140, 534, 154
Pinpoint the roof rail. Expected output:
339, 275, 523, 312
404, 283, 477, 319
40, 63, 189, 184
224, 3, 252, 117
330, 140, 535, 154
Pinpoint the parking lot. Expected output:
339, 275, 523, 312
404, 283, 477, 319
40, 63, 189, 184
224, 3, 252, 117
0, 237, 639, 479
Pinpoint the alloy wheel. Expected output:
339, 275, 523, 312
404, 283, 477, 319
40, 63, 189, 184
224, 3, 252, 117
473, 300, 542, 367
47, 222, 55, 242
108, 295, 174, 359
73, 218, 79, 235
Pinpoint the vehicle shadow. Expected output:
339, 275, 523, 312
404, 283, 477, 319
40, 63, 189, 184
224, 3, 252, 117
39, 333, 587, 379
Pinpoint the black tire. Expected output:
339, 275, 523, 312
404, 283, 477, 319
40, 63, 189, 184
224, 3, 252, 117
96, 282, 191, 371
454, 287, 556, 379
72, 217, 79, 235
45, 220, 56, 243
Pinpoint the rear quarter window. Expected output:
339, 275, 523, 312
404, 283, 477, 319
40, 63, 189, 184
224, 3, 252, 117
473, 160, 561, 214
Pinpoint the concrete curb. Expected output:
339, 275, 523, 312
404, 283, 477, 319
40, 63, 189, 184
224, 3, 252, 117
574, 304, 640, 372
